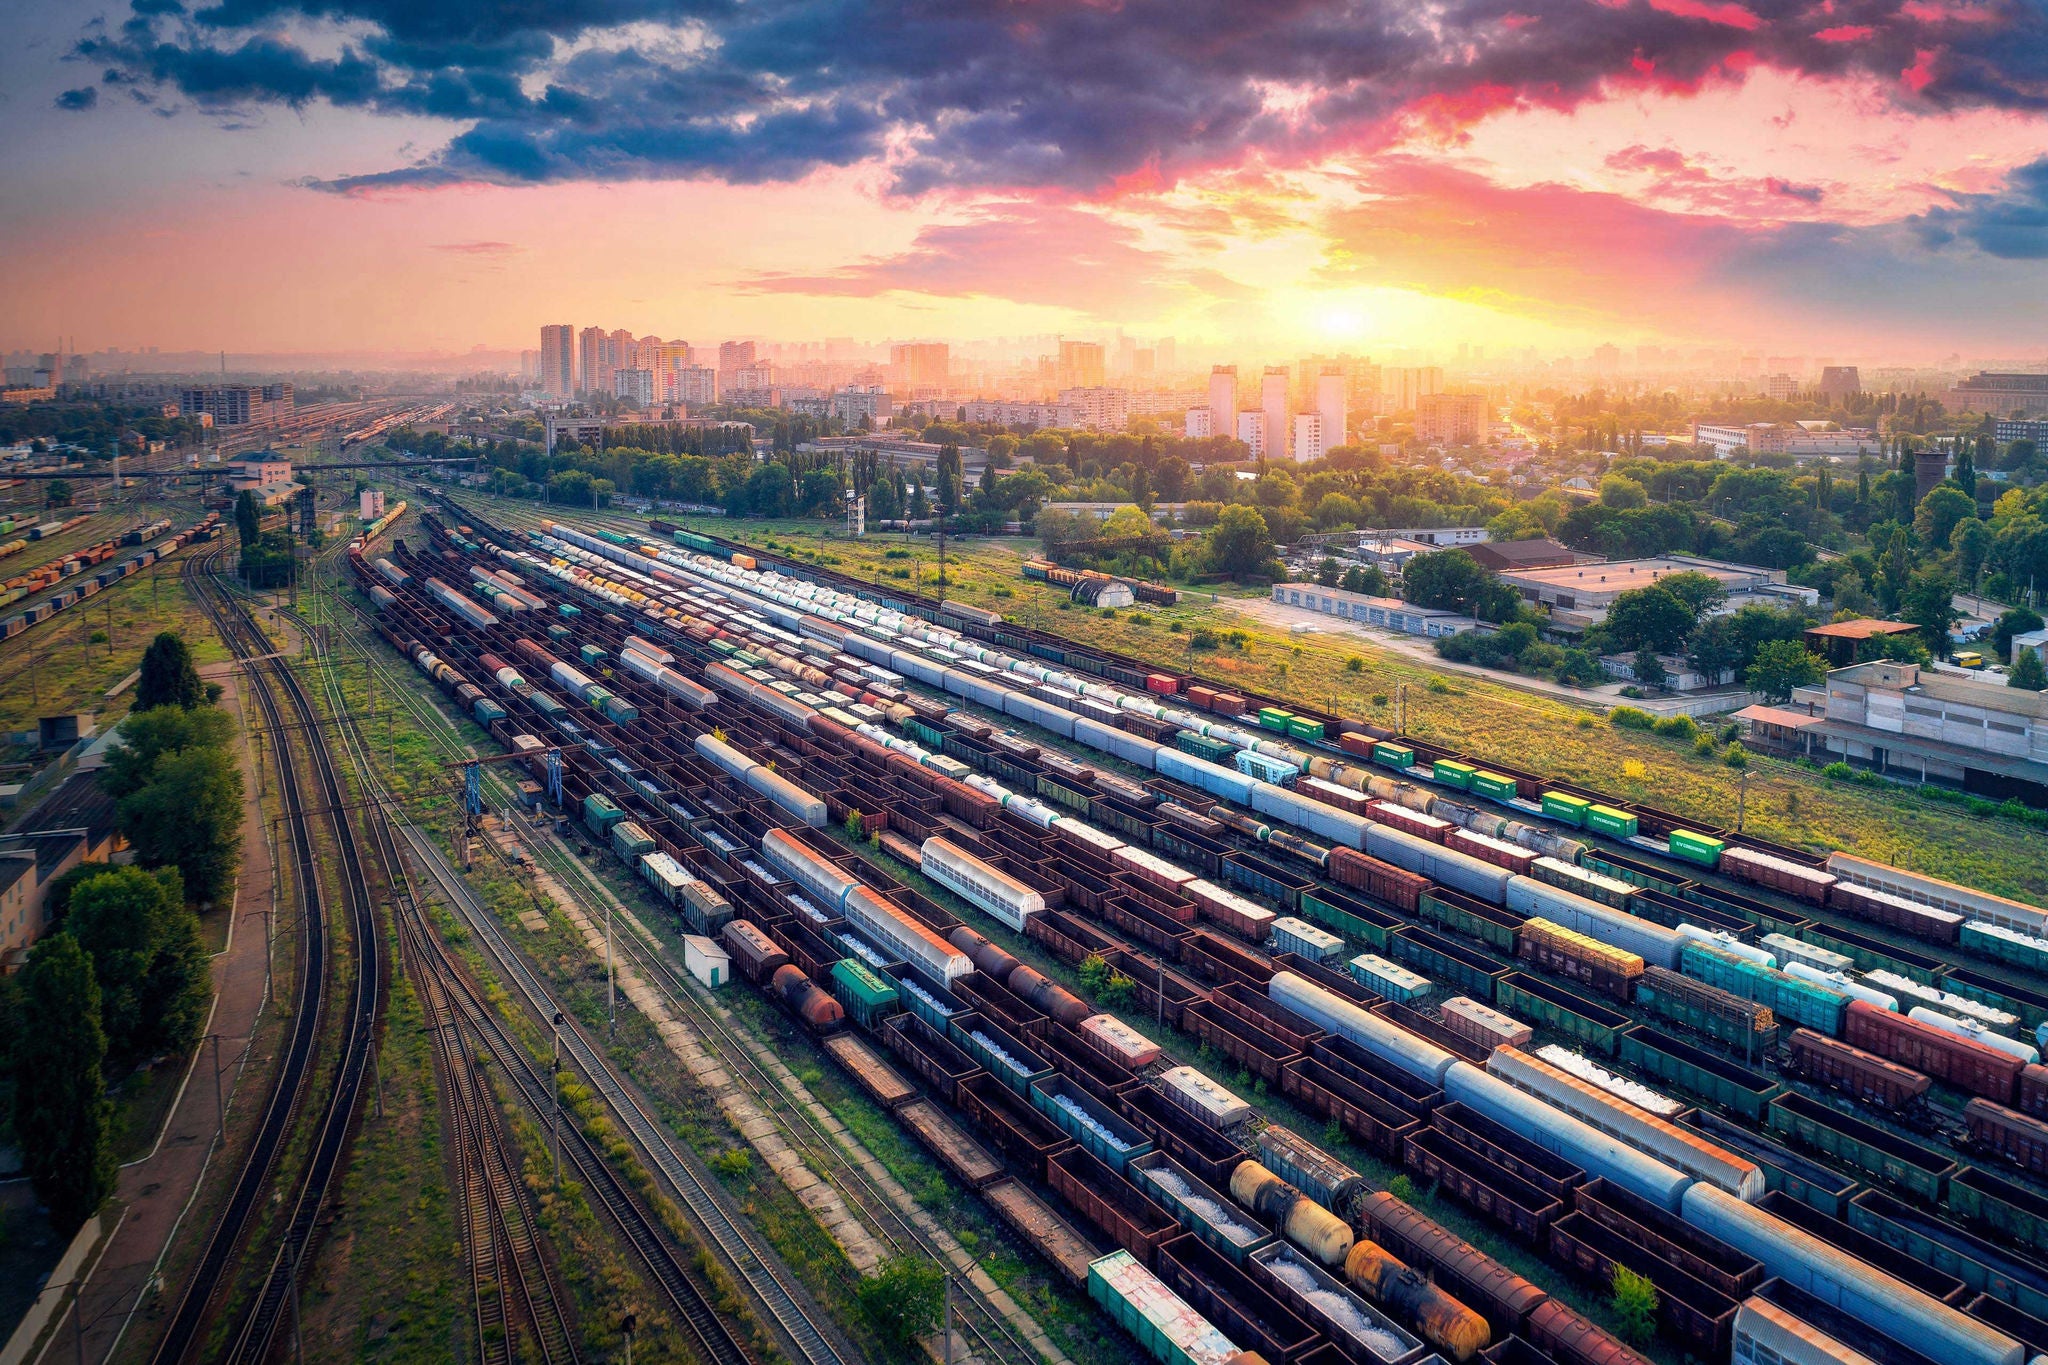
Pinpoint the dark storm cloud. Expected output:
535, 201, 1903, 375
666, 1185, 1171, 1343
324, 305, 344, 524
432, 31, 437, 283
1912, 158, 2048, 258
66, 0, 2048, 194
55, 86, 99, 110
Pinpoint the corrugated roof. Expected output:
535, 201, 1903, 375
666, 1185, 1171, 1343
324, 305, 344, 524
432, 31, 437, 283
1806, 618, 1920, 640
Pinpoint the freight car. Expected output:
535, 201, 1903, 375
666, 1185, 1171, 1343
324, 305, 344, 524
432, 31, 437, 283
1843, 1000, 2025, 1103
1787, 1029, 1933, 1112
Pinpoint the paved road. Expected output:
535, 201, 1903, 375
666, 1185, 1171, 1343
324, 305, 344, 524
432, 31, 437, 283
59, 671, 281, 1365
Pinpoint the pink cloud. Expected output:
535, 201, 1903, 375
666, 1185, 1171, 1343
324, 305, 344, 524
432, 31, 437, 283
1814, 24, 1876, 41
1902, 48, 1939, 91
1648, 0, 1763, 29
736, 202, 1249, 315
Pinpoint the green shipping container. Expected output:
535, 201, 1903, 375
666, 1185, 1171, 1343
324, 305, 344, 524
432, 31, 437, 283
904, 718, 947, 750
1301, 888, 1402, 951
547, 624, 572, 641
1088, 1251, 1240, 1365
601, 696, 639, 724
1287, 718, 1326, 743
1373, 742, 1415, 769
1586, 805, 1639, 839
582, 794, 623, 835
1541, 792, 1592, 825
557, 603, 581, 617
1669, 829, 1726, 867
611, 821, 656, 860
733, 650, 762, 667
1177, 730, 1237, 762
1472, 771, 1518, 800
579, 644, 606, 666
1258, 707, 1295, 732
1434, 760, 1477, 789
830, 959, 901, 1028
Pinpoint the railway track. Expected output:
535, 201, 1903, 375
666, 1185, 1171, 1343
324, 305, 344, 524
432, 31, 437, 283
300, 548, 836, 1365
310, 545, 1046, 1364
308, 610, 581, 1363
151, 544, 384, 1365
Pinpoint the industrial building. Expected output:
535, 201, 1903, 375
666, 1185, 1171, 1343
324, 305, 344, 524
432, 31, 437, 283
1269, 583, 1488, 638
180, 383, 293, 426
1742, 661, 2048, 801
1497, 555, 1815, 632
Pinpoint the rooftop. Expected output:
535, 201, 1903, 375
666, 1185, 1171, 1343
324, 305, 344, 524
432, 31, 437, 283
1468, 538, 1577, 569
1806, 619, 1921, 641
1498, 555, 1772, 592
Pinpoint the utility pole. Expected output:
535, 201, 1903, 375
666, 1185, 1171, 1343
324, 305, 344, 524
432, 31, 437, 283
210, 1033, 225, 1140
550, 1010, 565, 1186
606, 899, 616, 1037
1736, 769, 1751, 834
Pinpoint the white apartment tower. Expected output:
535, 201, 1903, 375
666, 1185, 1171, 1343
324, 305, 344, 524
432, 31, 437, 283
539, 324, 575, 398
1237, 410, 1266, 458
1208, 366, 1238, 444
1293, 414, 1328, 464
1261, 367, 1290, 461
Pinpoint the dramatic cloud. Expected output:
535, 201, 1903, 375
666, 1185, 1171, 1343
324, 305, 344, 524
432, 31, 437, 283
66, 0, 2048, 196
1912, 156, 2048, 256
740, 202, 1251, 316
55, 86, 98, 110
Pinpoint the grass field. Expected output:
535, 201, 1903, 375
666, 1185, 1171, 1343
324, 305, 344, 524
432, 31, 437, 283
607, 510, 2048, 908
0, 553, 225, 772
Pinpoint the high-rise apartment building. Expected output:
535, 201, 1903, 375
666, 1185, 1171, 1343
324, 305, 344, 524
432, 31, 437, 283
1236, 411, 1266, 458
1381, 366, 1443, 413
665, 365, 718, 406
1819, 366, 1861, 402
1184, 409, 1213, 439
610, 328, 637, 376
718, 341, 756, 377
1208, 366, 1238, 444
539, 325, 575, 398
1057, 387, 1129, 432
1058, 340, 1106, 390
1261, 367, 1290, 462
1415, 393, 1488, 447
578, 326, 611, 396
1293, 414, 1330, 464
1315, 368, 1348, 456
614, 369, 655, 405
520, 349, 541, 382
180, 383, 294, 426
891, 343, 950, 391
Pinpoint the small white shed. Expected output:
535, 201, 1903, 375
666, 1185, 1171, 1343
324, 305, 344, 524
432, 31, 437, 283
682, 934, 731, 989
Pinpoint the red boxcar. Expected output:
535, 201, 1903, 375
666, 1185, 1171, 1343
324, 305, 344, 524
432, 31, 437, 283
1841, 1000, 2022, 1103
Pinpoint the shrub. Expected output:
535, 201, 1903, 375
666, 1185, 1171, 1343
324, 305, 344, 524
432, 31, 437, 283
1822, 761, 1855, 780
1346, 657, 1364, 673
1576, 715, 1595, 730
1610, 706, 1655, 730
1621, 759, 1647, 780
1653, 714, 1699, 740
1723, 743, 1749, 768
1190, 627, 1221, 650
1388, 1175, 1417, 1203
1612, 1267, 1660, 1348
1718, 720, 1741, 744
1693, 733, 1716, 756
1372, 694, 1389, 707
1426, 678, 1454, 694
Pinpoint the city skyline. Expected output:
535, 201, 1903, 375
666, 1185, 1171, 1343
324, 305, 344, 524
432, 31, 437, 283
8, 3, 2048, 356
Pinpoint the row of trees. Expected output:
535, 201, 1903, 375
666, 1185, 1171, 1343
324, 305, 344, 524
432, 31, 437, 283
1, 636, 232, 1232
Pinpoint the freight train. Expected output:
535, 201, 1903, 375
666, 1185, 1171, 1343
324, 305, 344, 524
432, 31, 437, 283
0, 512, 220, 641
357, 509, 2048, 1365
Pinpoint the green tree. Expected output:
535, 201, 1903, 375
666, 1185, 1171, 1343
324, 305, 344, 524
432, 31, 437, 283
1599, 474, 1648, 509
856, 1255, 946, 1349
1316, 557, 1342, 587
1747, 639, 1827, 702
1655, 570, 1729, 616
46, 479, 73, 508
1951, 517, 1993, 590
1956, 438, 1980, 497
1994, 607, 2045, 662
1900, 566, 1962, 658
116, 744, 244, 903
65, 866, 204, 1059
1400, 549, 1518, 620
136, 632, 206, 711
13, 935, 115, 1234
1611, 1266, 1660, 1348
1914, 485, 1976, 551
1631, 647, 1669, 693
1340, 564, 1389, 596
1206, 505, 1274, 579
2010, 648, 2047, 691
101, 704, 237, 799
1602, 586, 1696, 653
234, 489, 261, 548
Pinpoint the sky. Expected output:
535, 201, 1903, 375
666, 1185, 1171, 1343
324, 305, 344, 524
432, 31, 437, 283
7, 0, 2048, 360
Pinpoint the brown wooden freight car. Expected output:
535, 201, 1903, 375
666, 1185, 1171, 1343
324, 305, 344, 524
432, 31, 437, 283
1788, 1028, 1933, 1112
